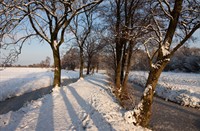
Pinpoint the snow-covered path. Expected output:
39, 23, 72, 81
0, 73, 146, 131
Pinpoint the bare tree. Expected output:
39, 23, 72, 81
0, 0, 103, 87
61, 47, 79, 70
69, 4, 96, 78
84, 33, 105, 75
131, 0, 200, 127
40, 56, 51, 68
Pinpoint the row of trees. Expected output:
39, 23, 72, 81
0, 56, 51, 68
1, 0, 200, 127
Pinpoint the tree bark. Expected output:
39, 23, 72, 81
52, 45, 61, 88
122, 42, 133, 92
79, 47, 84, 78
134, 61, 168, 127
86, 59, 91, 75
115, 0, 122, 93
121, 42, 127, 83
115, 46, 122, 92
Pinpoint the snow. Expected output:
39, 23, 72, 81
129, 71, 200, 109
0, 68, 79, 101
161, 45, 170, 57
0, 68, 148, 130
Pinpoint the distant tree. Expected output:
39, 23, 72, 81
69, 6, 95, 78
131, 49, 149, 71
40, 56, 51, 68
84, 34, 105, 75
61, 48, 79, 70
165, 46, 200, 72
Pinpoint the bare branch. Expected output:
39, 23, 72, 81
172, 23, 200, 55
158, 0, 173, 19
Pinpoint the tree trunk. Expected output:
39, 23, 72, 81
121, 42, 127, 83
52, 46, 61, 88
133, 61, 168, 127
96, 62, 99, 73
86, 59, 91, 75
79, 47, 84, 78
122, 42, 133, 93
115, 0, 122, 93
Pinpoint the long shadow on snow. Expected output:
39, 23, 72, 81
60, 87, 84, 130
35, 91, 54, 131
67, 86, 114, 130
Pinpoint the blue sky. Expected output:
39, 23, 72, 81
15, 41, 69, 65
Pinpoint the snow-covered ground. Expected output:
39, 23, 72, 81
0, 68, 148, 130
0, 68, 79, 101
129, 71, 200, 109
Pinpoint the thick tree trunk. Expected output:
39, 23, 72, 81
52, 46, 61, 88
133, 61, 168, 127
79, 47, 84, 78
115, 38, 125, 94
115, 0, 122, 93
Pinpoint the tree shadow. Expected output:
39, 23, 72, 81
61, 78, 78, 86
67, 85, 114, 130
35, 92, 54, 131
60, 87, 84, 130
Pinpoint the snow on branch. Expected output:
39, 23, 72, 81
158, 0, 173, 19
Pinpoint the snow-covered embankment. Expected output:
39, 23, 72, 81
129, 71, 200, 109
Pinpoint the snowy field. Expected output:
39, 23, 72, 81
129, 71, 200, 109
0, 68, 148, 130
0, 68, 79, 101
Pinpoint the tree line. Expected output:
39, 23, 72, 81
1, 0, 200, 127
